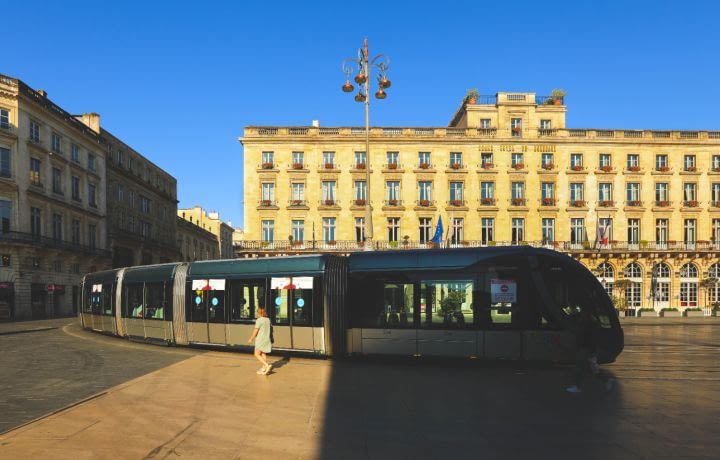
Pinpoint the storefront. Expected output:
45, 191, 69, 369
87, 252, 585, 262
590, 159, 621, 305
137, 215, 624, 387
0, 282, 14, 321
48, 284, 66, 316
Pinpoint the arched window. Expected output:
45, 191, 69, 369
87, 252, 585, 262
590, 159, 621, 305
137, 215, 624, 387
710, 263, 720, 279
680, 263, 699, 307
680, 263, 698, 279
708, 264, 720, 305
624, 262, 642, 279
654, 263, 671, 279
596, 262, 615, 296
650, 263, 671, 305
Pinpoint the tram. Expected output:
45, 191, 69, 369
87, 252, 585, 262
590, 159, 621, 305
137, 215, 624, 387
80, 247, 624, 363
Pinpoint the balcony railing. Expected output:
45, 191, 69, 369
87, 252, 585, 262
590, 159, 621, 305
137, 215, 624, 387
235, 240, 720, 253
447, 199, 467, 207
0, 231, 110, 257
480, 197, 497, 206
287, 199, 307, 207
416, 199, 435, 207
258, 199, 277, 208
384, 199, 403, 207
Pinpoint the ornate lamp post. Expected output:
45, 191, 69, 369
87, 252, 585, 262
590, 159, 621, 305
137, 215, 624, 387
342, 38, 391, 249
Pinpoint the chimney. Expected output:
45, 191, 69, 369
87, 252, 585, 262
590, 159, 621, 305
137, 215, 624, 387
312, 120, 319, 127
77, 113, 101, 134
37, 90, 47, 97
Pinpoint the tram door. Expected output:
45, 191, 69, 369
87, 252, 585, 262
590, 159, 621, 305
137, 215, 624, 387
270, 277, 314, 350
188, 279, 226, 344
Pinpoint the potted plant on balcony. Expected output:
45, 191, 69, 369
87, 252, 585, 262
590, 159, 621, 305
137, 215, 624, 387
571, 165, 584, 171
324, 162, 335, 169
481, 197, 494, 205
326, 240, 337, 246
355, 163, 366, 170
324, 199, 335, 206
549, 89, 566, 105
640, 240, 648, 249
599, 200, 613, 207
450, 163, 461, 170
451, 199, 463, 207
260, 199, 272, 207
628, 200, 641, 207
686, 166, 698, 172
582, 241, 592, 250
657, 165, 670, 172
419, 199, 430, 207
628, 165, 641, 172
542, 163, 554, 170
292, 163, 304, 170
513, 163, 525, 170
466, 88, 479, 105
542, 197, 555, 206
388, 199, 398, 206
461, 240, 470, 246
261, 162, 274, 169
419, 162, 430, 169
387, 163, 398, 170
402, 235, 410, 247
601, 165, 613, 173
389, 241, 399, 248
511, 127, 522, 134
354, 199, 366, 206
713, 166, 720, 173
482, 162, 494, 169
572, 200, 585, 207
657, 200, 670, 207
660, 307, 681, 317
512, 197, 525, 206
686, 200, 699, 207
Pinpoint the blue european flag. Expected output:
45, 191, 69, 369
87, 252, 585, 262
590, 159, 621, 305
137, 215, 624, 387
431, 216, 443, 244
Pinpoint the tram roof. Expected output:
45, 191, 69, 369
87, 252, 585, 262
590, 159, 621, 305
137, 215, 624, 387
187, 255, 330, 278
123, 263, 181, 283
84, 268, 120, 284
348, 247, 538, 272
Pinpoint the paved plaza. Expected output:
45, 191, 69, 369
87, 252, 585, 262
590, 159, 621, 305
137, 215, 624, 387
0, 320, 718, 459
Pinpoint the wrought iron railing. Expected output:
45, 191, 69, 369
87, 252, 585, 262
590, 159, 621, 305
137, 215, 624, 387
0, 231, 111, 257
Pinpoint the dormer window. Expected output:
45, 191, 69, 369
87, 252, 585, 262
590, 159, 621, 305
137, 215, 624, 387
511, 118, 522, 137
540, 119, 551, 129
480, 118, 491, 129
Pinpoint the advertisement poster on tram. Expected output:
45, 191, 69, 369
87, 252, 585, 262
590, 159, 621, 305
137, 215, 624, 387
490, 279, 517, 303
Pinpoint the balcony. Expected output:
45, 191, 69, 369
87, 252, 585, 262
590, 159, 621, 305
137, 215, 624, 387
257, 199, 278, 209
383, 199, 403, 208
509, 163, 526, 172
479, 162, 495, 171
414, 163, 435, 173
447, 199, 467, 208
569, 200, 586, 208
598, 200, 615, 208
258, 163, 277, 172
0, 231, 110, 257
654, 200, 672, 208
287, 199, 308, 208
383, 163, 403, 172
477, 128, 497, 137
597, 165, 614, 174
289, 163, 307, 171
683, 200, 699, 208
319, 163, 339, 172
625, 200, 643, 208
540, 163, 555, 171
415, 199, 435, 208
541, 197, 556, 207
479, 197, 497, 206
446, 163, 466, 172
537, 129, 558, 137
510, 197, 527, 207
318, 199, 339, 209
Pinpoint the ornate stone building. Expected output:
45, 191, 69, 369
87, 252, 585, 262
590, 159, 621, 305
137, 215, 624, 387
0, 74, 110, 320
176, 215, 219, 261
239, 92, 720, 313
178, 206, 234, 259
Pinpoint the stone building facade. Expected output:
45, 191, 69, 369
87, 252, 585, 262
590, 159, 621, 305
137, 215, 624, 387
176, 215, 219, 261
0, 74, 110, 320
239, 92, 720, 312
178, 206, 234, 259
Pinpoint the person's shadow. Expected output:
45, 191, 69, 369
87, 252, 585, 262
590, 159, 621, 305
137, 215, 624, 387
268, 356, 290, 374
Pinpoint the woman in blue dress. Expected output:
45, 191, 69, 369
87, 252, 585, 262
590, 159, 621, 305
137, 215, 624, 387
247, 307, 272, 374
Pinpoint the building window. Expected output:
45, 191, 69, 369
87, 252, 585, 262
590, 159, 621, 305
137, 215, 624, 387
352, 181, 365, 201
291, 183, 305, 202
540, 119, 551, 129
0, 108, 9, 129
627, 154, 639, 169
711, 183, 720, 206
656, 219, 668, 247
322, 217, 336, 242
291, 151, 304, 167
321, 181, 336, 202
88, 224, 96, 249
570, 218, 585, 245
510, 118, 522, 137
511, 182, 525, 200
71, 176, 81, 201
0, 199, 11, 234
52, 213, 62, 240
596, 262, 615, 297
386, 151, 399, 167
542, 218, 555, 243
680, 263, 699, 307
51, 132, 62, 153
599, 153, 611, 168
71, 144, 80, 163
626, 182, 640, 202
656, 154, 668, 170
480, 118, 491, 129
323, 151, 335, 167
354, 151, 366, 167
684, 155, 696, 171
481, 152, 493, 167
30, 207, 41, 236
709, 264, 720, 303
570, 153, 583, 168
419, 217, 432, 243
570, 183, 584, 202
261, 183, 275, 202
71, 219, 81, 245
387, 217, 400, 242
714, 219, 720, 247
261, 151, 274, 166
29, 158, 41, 185
418, 181, 432, 202
598, 183, 613, 202
449, 152, 462, 167
355, 217, 365, 242
511, 152, 524, 167
29, 120, 40, 142
449, 182, 464, 202
418, 151, 431, 167
712, 155, 720, 171
291, 220, 304, 242
511, 218, 524, 244
481, 181, 494, 200
140, 195, 151, 213
598, 218, 613, 245
541, 182, 555, 200
88, 184, 97, 207
480, 218, 492, 244
52, 168, 62, 194
684, 219, 696, 247
655, 183, 669, 203
628, 218, 640, 245
141, 221, 151, 238
624, 263, 643, 309
0, 147, 10, 177
683, 183, 697, 203
117, 184, 124, 202
88, 154, 96, 172
453, 217, 466, 244
261, 220, 274, 242
386, 181, 400, 201
541, 153, 554, 167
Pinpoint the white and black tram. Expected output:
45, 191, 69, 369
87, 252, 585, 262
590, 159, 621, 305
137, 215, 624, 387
80, 247, 624, 363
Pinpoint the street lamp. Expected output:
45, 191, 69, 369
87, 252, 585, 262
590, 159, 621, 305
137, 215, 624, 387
342, 38, 391, 250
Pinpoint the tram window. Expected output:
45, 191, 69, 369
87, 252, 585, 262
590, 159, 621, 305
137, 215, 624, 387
477, 273, 524, 328
207, 289, 225, 323
420, 280, 473, 329
376, 283, 414, 328
228, 281, 265, 322
272, 288, 289, 325
83, 287, 93, 313
540, 263, 612, 329
88, 286, 101, 314
187, 284, 207, 323
124, 283, 144, 318
144, 282, 165, 320
291, 287, 312, 326
102, 283, 113, 316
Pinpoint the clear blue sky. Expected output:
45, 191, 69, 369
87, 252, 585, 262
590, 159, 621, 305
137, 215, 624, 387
4, 0, 719, 228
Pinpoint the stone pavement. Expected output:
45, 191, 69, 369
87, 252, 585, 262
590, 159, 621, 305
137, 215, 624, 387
0, 321, 718, 459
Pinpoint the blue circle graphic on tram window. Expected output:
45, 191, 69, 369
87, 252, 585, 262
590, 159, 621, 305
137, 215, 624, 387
212, 297, 219, 306
195, 296, 202, 305
296, 298, 305, 307
275, 297, 282, 306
